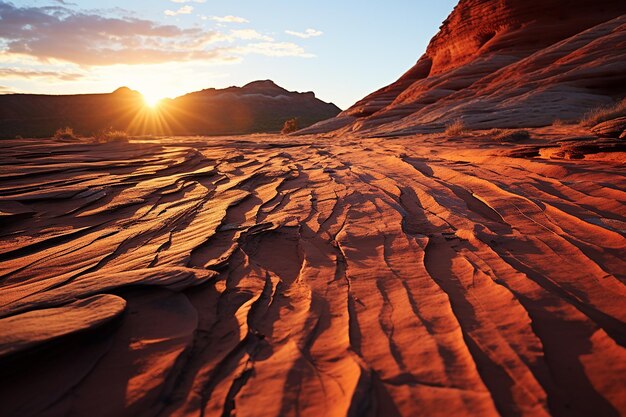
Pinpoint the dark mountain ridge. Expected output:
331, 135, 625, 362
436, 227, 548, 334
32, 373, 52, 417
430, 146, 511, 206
0, 80, 340, 138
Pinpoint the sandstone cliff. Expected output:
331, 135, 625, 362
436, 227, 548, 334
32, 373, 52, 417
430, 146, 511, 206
302, 0, 626, 135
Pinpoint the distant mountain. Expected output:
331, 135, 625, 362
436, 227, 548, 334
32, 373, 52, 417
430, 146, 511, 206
0, 80, 341, 138
301, 0, 626, 135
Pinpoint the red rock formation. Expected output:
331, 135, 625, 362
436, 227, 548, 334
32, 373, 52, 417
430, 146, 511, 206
302, 0, 626, 135
1, 2, 626, 416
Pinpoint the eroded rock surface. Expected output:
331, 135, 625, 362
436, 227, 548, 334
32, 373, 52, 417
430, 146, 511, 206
0, 134, 624, 417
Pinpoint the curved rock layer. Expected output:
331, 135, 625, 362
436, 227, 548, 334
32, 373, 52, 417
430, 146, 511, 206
301, 0, 626, 135
0, 294, 126, 356
0, 133, 624, 416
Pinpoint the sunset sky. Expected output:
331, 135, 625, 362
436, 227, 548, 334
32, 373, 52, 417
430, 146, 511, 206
0, 0, 455, 108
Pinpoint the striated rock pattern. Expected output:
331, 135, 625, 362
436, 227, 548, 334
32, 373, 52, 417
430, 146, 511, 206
0, 81, 340, 138
301, 0, 626, 135
591, 117, 626, 138
1, 133, 625, 417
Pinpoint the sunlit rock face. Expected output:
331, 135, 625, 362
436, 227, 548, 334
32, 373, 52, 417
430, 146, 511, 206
301, 0, 626, 135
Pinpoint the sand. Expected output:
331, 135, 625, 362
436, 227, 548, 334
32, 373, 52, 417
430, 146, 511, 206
0, 131, 624, 417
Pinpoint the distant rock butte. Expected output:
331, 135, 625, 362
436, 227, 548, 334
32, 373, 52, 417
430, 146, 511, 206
0, 80, 340, 138
301, 0, 626, 135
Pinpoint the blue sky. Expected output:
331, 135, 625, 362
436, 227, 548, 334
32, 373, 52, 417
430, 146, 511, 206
0, 0, 456, 108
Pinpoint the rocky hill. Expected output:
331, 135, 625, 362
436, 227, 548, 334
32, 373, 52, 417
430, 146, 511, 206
301, 0, 626, 135
0, 81, 340, 138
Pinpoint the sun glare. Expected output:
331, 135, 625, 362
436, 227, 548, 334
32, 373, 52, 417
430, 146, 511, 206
142, 92, 163, 108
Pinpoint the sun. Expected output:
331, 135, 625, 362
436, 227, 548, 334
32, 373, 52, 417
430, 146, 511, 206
142, 92, 163, 108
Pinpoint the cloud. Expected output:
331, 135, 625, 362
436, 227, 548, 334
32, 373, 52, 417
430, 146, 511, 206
0, 2, 313, 67
230, 29, 273, 42
0, 85, 14, 93
0, 68, 84, 81
285, 28, 323, 39
210, 15, 248, 24
0, 2, 235, 65
52, 0, 77, 6
170, 0, 205, 2
237, 42, 315, 58
164, 5, 193, 16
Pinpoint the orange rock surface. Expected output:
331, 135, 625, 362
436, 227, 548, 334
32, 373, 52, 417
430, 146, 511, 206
0, 130, 624, 416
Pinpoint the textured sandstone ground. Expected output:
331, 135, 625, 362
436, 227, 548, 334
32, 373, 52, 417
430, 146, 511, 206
0, 132, 625, 417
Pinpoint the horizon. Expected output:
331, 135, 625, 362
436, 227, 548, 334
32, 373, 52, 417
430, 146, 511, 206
0, 0, 456, 109
0, 78, 339, 107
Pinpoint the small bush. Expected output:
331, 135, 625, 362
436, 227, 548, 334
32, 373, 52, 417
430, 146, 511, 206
95, 128, 129, 143
54, 127, 78, 140
444, 119, 469, 136
580, 98, 626, 127
281, 118, 299, 134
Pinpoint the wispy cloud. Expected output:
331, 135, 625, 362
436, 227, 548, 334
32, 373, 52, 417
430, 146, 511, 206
237, 42, 315, 58
285, 28, 323, 39
164, 5, 193, 16
0, 85, 15, 93
52, 0, 77, 6
170, 0, 205, 3
0, 68, 84, 81
230, 29, 273, 42
210, 15, 249, 24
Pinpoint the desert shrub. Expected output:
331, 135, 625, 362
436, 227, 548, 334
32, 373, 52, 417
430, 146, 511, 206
444, 119, 469, 136
95, 128, 129, 143
580, 98, 626, 127
54, 127, 78, 140
492, 129, 531, 142
281, 118, 299, 134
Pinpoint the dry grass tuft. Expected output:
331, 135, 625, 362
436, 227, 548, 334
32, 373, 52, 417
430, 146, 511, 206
580, 98, 626, 127
54, 127, 78, 140
490, 129, 531, 142
444, 119, 470, 136
95, 128, 129, 143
